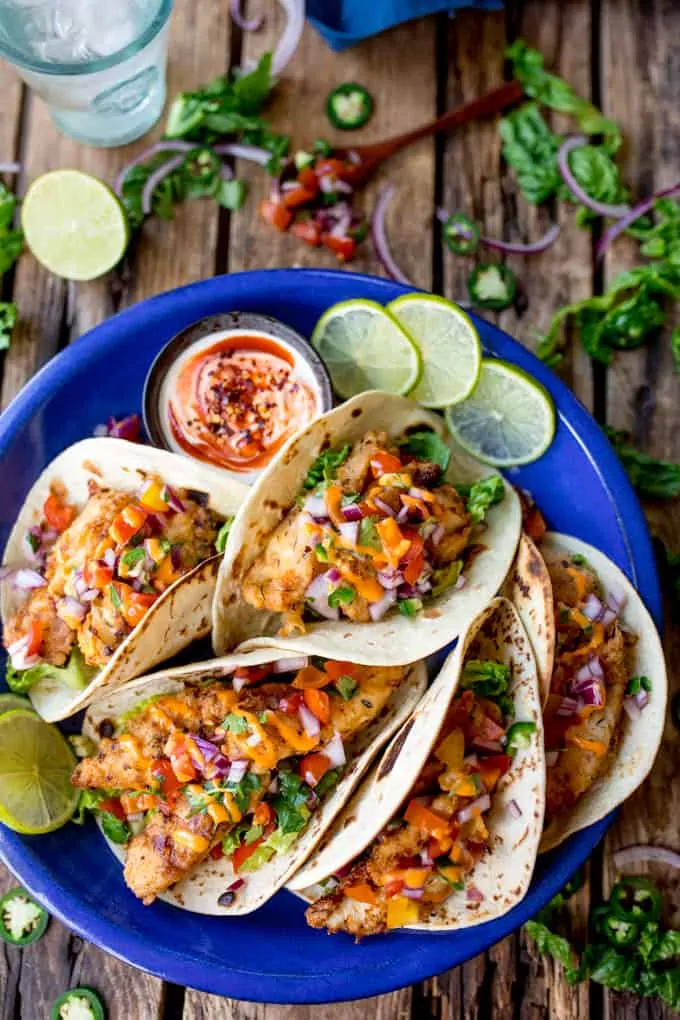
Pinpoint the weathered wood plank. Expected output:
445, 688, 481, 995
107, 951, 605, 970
230, 13, 437, 290
182, 990, 412, 1019
600, 2, 680, 1019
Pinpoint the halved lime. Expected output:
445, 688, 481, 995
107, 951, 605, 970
445, 358, 556, 466
0, 693, 32, 715
311, 299, 422, 399
387, 294, 482, 408
21, 170, 129, 282
0, 709, 78, 834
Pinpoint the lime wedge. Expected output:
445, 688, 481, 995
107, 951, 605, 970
0, 693, 33, 715
0, 709, 77, 834
21, 170, 129, 281
311, 299, 422, 399
387, 294, 482, 408
445, 358, 556, 466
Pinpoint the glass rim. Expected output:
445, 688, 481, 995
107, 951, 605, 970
0, 0, 174, 76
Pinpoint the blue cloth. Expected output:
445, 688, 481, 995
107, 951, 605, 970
307, 0, 503, 51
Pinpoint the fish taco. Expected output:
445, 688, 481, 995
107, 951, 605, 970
503, 531, 555, 706
72, 647, 427, 915
530, 532, 666, 852
1, 438, 248, 721
213, 391, 521, 664
288, 597, 545, 936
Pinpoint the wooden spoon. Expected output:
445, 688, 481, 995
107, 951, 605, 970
332, 79, 524, 187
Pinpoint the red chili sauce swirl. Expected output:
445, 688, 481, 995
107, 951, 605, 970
167, 334, 319, 472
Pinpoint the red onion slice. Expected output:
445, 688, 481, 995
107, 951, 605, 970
557, 136, 631, 219
305, 573, 340, 621
597, 180, 680, 260
303, 493, 328, 519
226, 760, 248, 784
582, 593, 603, 621
229, 0, 264, 31
272, 656, 308, 674
377, 570, 403, 590
371, 185, 414, 287
342, 503, 364, 522
481, 222, 560, 255
323, 731, 346, 768
456, 794, 491, 824
373, 497, 396, 519
113, 142, 194, 196
58, 596, 87, 622
613, 844, 680, 872
401, 886, 425, 901
272, 0, 305, 76
213, 143, 273, 167
0, 566, 46, 589
368, 587, 395, 622
623, 697, 641, 722
507, 799, 522, 819
7, 633, 40, 670
338, 521, 359, 546
142, 154, 185, 217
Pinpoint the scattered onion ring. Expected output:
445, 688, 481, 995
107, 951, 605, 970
613, 844, 680, 872
229, 0, 264, 31
141, 154, 186, 217
272, 0, 305, 76
113, 141, 194, 196
596, 179, 680, 260
212, 143, 273, 167
371, 185, 413, 287
480, 222, 561, 255
557, 136, 631, 219
0, 162, 20, 175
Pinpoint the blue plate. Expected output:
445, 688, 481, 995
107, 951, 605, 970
0, 269, 661, 1004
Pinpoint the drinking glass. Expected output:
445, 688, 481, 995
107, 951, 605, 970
0, 0, 174, 147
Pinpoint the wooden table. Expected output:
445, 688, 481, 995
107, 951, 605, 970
1, 0, 678, 1016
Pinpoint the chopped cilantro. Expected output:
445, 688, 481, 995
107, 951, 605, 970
273, 769, 312, 834
334, 675, 357, 701
358, 518, 382, 549
303, 444, 351, 490
222, 713, 248, 735
399, 431, 451, 472
314, 543, 329, 562
314, 767, 342, 799
398, 597, 423, 617
109, 583, 122, 610
215, 517, 234, 554
226, 772, 262, 815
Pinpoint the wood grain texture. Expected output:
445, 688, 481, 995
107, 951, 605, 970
600, 2, 680, 1018
183, 990, 411, 1020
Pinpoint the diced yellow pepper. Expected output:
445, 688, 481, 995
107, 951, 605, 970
146, 538, 167, 564
172, 830, 210, 854
386, 895, 420, 930
207, 801, 230, 825
139, 479, 168, 513
438, 865, 464, 885
434, 729, 465, 769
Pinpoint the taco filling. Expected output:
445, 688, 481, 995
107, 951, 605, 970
541, 545, 642, 827
71, 658, 405, 904
241, 430, 505, 633
2, 478, 227, 686
305, 658, 535, 937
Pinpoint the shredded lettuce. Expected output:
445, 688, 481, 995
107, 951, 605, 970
6, 648, 97, 695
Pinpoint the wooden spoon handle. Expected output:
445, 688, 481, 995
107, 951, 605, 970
366, 79, 524, 163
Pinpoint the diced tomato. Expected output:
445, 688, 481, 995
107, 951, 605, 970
303, 688, 330, 725
109, 504, 148, 545
292, 665, 329, 690
323, 660, 360, 682
299, 751, 331, 788
314, 158, 351, 180
279, 691, 304, 715
209, 843, 225, 860
253, 802, 273, 828
345, 883, 378, 905
322, 233, 356, 262
260, 198, 293, 232
84, 561, 114, 589
370, 451, 403, 478
281, 171, 318, 208
43, 493, 76, 533
151, 760, 182, 803
479, 754, 513, 778
99, 798, 125, 821
115, 585, 158, 628
404, 800, 451, 839
297, 167, 321, 192
291, 220, 322, 246
24, 618, 43, 658
383, 878, 405, 898
165, 735, 197, 783
234, 665, 270, 686
402, 533, 425, 586
525, 506, 547, 541
232, 836, 264, 872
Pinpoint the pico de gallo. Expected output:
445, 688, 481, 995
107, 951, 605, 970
305, 657, 535, 936
71, 657, 406, 906
241, 428, 506, 633
2, 477, 229, 692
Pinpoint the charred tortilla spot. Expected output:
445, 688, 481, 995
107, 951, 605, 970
377, 718, 415, 780
82, 459, 104, 478
350, 409, 362, 418
527, 550, 543, 577
98, 718, 115, 738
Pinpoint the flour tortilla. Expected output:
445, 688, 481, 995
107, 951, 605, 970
213, 391, 521, 664
538, 532, 667, 853
82, 645, 428, 916
1, 437, 249, 722
503, 532, 555, 707
289, 597, 546, 935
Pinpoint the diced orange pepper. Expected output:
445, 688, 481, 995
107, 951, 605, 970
370, 451, 403, 478
324, 483, 347, 527
303, 688, 331, 724
155, 556, 179, 588
44, 492, 76, 533
404, 800, 451, 839
323, 661, 360, 682
115, 585, 158, 628
376, 517, 411, 566
151, 759, 182, 803
403, 867, 430, 889
292, 665, 330, 690
567, 566, 589, 602
434, 729, 465, 769
428, 835, 453, 858
438, 865, 464, 885
477, 762, 502, 791
120, 792, 158, 815
207, 801, 230, 825
139, 480, 168, 513
253, 802, 274, 828
145, 538, 167, 564
84, 561, 114, 589
400, 495, 430, 520
386, 895, 420, 929
299, 752, 331, 788
109, 504, 148, 545
345, 883, 378, 905
336, 564, 385, 603
565, 731, 608, 757
451, 776, 480, 798
560, 623, 605, 664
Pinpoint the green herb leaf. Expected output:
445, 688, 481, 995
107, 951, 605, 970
215, 517, 234, 554
121, 547, 145, 568
222, 713, 249, 735
109, 583, 122, 610
605, 427, 680, 499
313, 767, 342, 799
100, 812, 130, 845
334, 675, 357, 701
398, 598, 423, 618
0, 302, 17, 351
218, 178, 248, 211
226, 772, 261, 815
6, 648, 97, 695
328, 586, 355, 608
458, 475, 505, 525
303, 444, 352, 490
399, 431, 451, 472
273, 769, 312, 835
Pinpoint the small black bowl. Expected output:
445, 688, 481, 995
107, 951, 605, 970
143, 311, 333, 474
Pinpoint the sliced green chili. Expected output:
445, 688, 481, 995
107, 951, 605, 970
505, 721, 537, 754
442, 213, 480, 255
596, 909, 641, 948
51, 987, 105, 1020
182, 147, 222, 198
326, 83, 374, 130
468, 263, 518, 310
609, 877, 662, 925
0, 887, 49, 946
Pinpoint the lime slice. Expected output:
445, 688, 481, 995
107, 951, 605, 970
0, 709, 78, 834
0, 693, 33, 715
21, 170, 129, 281
311, 299, 422, 399
445, 359, 556, 466
387, 294, 482, 408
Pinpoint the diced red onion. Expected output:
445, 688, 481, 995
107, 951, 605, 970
377, 570, 403, 590
596, 180, 680, 260
327, 568, 341, 583
192, 735, 222, 762
338, 521, 359, 546
226, 760, 248, 784
454, 574, 467, 591
162, 485, 184, 513
373, 497, 396, 518
142, 154, 186, 217
272, 656, 308, 674
607, 586, 627, 613
613, 845, 680, 872
103, 548, 117, 570
471, 737, 504, 754
582, 593, 603, 622
401, 886, 425, 901
299, 703, 321, 738
271, 0, 305, 75
58, 596, 87, 621
229, 0, 263, 31
7, 633, 40, 670
342, 503, 364, 522
556, 696, 580, 717
328, 210, 353, 237
170, 545, 183, 571
634, 689, 649, 710
247, 731, 262, 747
0, 566, 47, 589
546, 750, 559, 767
466, 885, 485, 904
420, 847, 434, 867
456, 794, 491, 824
431, 525, 445, 547
323, 731, 346, 769
368, 588, 396, 622
415, 579, 432, 595
480, 222, 561, 255
228, 878, 245, 893
577, 680, 604, 707
371, 185, 413, 286
303, 493, 328, 519
600, 608, 617, 627
396, 506, 409, 525
80, 588, 98, 603
557, 136, 631, 219
507, 799, 522, 819
232, 674, 248, 694
623, 697, 641, 722
213, 143, 272, 167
